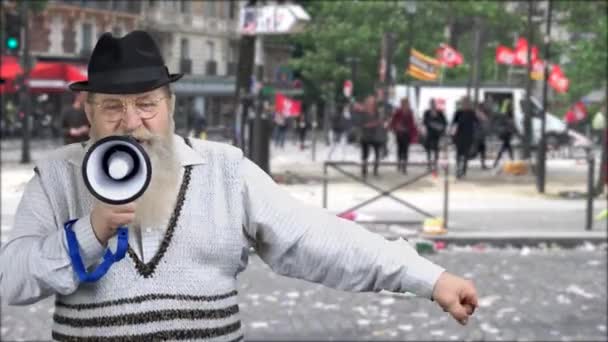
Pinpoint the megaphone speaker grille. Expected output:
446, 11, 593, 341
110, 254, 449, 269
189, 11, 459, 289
82, 136, 152, 205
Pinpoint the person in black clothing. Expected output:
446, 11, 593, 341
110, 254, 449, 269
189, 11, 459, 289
61, 94, 90, 145
296, 114, 308, 150
423, 99, 447, 171
493, 101, 516, 168
450, 97, 478, 179
474, 103, 491, 170
358, 95, 384, 178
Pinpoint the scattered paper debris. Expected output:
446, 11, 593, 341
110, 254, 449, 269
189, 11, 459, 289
479, 295, 501, 307
566, 285, 595, 299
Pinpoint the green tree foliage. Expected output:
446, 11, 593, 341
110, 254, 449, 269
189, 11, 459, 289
287, 1, 526, 102
553, 0, 607, 109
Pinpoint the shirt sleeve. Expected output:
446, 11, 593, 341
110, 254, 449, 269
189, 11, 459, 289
241, 158, 445, 299
0, 175, 106, 305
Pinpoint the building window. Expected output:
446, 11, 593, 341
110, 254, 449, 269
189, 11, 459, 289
204, 1, 216, 17
82, 23, 93, 52
181, 38, 190, 59
207, 41, 215, 61
229, 0, 236, 20
179, 0, 191, 13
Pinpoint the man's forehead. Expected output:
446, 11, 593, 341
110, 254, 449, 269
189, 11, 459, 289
93, 89, 161, 101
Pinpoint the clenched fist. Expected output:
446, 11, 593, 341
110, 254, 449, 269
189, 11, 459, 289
432, 272, 478, 325
90, 201, 136, 246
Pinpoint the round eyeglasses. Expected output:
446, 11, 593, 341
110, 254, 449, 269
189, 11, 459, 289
89, 96, 168, 123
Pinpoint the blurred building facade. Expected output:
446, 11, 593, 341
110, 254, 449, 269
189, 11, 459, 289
2, 0, 295, 138
140, 0, 241, 134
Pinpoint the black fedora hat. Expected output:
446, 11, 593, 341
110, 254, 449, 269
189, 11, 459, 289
69, 30, 182, 94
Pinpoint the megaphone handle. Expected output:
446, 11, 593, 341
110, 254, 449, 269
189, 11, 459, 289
64, 220, 129, 283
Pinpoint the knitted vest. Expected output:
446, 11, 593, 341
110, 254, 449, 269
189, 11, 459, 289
37, 139, 250, 341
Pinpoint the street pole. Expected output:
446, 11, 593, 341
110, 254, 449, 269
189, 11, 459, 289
233, 2, 256, 153
598, 88, 608, 195
523, 0, 535, 159
251, 34, 270, 174
536, 0, 552, 193
311, 103, 317, 161
346, 57, 359, 98
404, 2, 416, 96
472, 18, 483, 107
20, 0, 31, 164
383, 32, 394, 119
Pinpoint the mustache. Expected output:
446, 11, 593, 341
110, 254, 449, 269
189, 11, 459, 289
120, 128, 160, 144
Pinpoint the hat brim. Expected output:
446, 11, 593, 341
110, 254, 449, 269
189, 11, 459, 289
69, 73, 183, 94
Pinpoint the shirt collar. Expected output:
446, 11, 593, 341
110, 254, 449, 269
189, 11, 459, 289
66, 134, 205, 167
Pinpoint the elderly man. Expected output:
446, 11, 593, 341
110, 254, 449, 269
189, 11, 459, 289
0, 31, 477, 341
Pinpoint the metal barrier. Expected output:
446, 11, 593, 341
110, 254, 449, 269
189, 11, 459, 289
322, 153, 450, 229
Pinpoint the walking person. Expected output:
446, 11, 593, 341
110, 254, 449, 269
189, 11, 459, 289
388, 97, 418, 174
450, 97, 479, 179
296, 114, 308, 150
493, 100, 516, 168
327, 104, 350, 160
358, 95, 384, 178
474, 103, 490, 170
273, 109, 288, 148
61, 93, 90, 145
422, 99, 447, 171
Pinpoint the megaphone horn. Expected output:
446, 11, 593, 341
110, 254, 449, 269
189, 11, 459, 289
82, 135, 152, 205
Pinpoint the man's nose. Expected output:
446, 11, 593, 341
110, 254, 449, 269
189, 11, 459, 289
121, 103, 142, 131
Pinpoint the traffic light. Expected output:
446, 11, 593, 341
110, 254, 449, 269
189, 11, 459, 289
4, 12, 21, 54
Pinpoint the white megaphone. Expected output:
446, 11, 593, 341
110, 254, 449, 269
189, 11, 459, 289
82, 135, 151, 205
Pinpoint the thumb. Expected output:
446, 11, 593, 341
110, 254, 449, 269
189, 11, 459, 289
447, 302, 469, 325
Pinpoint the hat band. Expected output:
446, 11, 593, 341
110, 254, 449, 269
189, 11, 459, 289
89, 66, 169, 86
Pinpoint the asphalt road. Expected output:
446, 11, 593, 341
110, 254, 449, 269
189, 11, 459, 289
2, 247, 606, 341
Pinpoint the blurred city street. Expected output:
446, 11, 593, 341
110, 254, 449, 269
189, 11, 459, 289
1, 137, 607, 341
1, 0, 607, 341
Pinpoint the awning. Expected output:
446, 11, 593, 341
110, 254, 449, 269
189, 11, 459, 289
26, 61, 87, 93
0, 55, 22, 94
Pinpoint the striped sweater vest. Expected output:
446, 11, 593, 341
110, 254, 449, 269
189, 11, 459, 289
42, 139, 251, 341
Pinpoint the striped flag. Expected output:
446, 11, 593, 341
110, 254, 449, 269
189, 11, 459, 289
407, 49, 440, 81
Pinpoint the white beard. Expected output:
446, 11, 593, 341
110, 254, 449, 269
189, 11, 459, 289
89, 121, 181, 232
131, 131, 181, 232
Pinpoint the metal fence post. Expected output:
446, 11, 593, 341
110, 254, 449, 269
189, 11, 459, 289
586, 148, 595, 231
323, 162, 328, 209
443, 142, 450, 230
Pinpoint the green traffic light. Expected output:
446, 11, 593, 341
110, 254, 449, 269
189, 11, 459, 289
7, 37, 19, 50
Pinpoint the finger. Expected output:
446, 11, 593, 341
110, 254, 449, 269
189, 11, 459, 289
447, 303, 468, 324
463, 303, 475, 315
111, 203, 137, 213
460, 282, 478, 303
111, 213, 136, 227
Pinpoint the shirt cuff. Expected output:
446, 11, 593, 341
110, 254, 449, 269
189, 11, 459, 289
406, 256, 446, 300
63, 215, 106, 268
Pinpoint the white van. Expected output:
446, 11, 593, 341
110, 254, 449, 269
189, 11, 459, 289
391, 84, 588, 147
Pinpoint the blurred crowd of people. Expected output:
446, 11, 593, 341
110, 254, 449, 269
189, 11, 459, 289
263, 92, 521, 180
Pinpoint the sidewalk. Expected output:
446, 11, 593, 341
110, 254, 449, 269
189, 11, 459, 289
2, 137, 606, 246
268, 140, 607, 246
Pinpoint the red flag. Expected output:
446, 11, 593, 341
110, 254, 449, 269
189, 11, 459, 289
549, 65, 569, 93
436, 43, 463, 68
496, 45, 515, 65
275, 92, 302, 117
514, 38, 538, 66
564, 101, 587, 124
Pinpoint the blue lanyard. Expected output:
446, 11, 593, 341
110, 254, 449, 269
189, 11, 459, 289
64, 219, 129, 282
